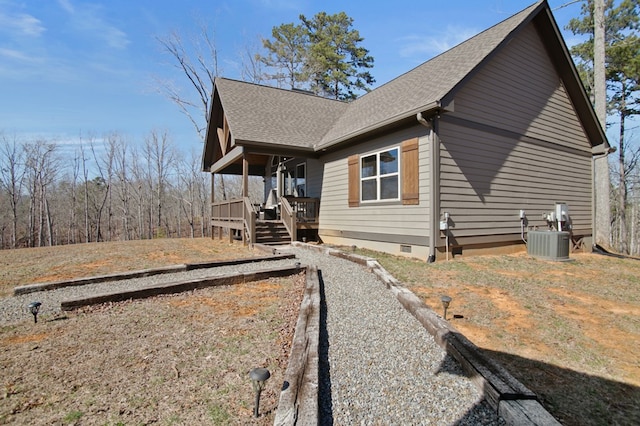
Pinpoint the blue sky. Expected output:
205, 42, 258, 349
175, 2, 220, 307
0, 0, 588, 155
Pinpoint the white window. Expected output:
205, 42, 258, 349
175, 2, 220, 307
361, 147, 399, 202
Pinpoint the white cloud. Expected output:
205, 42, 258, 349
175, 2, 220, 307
0, 11, 45, 37
57, 0, 130, 49
0, 47, 42, 62
397, 26, 480, 59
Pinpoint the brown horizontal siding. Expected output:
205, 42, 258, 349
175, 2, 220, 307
441, 156, 591, 178
441, 114, 591, 156
440, 169, 590, 193
438, 115, 592, 240
319, 228, 430, 246
456, 82, 585, 147
453, 23, 590, 150
440, 155, 591, 192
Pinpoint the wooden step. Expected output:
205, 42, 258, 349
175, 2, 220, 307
254, 220, 291, 245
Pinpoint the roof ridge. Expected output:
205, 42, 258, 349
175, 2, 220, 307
215, 76, 347, 105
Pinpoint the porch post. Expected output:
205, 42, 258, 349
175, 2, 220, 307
242, 153, 249, 245
211, 172, 216, 240
242, 153, 249, 198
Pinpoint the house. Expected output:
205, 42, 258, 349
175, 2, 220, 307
202, 0, 611, 261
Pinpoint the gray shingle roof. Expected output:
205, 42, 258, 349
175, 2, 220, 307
215, 79, 347, 149
211, 1, 544, 153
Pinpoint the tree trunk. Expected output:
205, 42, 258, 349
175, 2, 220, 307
45, 196, 54, 247
593, 0, 612, 249
619, 109, 628, 254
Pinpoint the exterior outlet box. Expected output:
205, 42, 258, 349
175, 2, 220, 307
440, 220, 449, 231
555, 203, 569, 220
527, 230, 570, 261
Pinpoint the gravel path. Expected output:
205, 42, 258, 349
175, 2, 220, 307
1, 246, 502, 425
283, 246, 503, 425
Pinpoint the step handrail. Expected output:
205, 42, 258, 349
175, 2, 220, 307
243, 197, 256, 245
280, 197, 297, 242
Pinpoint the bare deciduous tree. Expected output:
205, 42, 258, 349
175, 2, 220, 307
156, 23, 218, 141
23, 140, 60, 247
0, 133, 26, 248
144, 129, 175, 238
156, 22, 229, 200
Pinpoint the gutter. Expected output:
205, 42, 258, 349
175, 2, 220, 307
316, 102, 441, 152
592, 145, 616, 158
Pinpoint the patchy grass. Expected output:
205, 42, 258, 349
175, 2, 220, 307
0, 238, 256, 297
0, 275, 305, 425
355, 248, 640, 426
0, 238, 302, 425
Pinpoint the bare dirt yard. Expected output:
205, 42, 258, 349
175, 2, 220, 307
0, 238, 303, 425
2, 238, 639, 425
359, 248, 640, 426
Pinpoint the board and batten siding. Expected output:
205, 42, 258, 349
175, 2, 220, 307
437, 21, 593, 245
318, 125, 431, 249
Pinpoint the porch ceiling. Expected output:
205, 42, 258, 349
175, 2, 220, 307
212, 151, 270, 176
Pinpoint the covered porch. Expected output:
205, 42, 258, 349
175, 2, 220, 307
207, 144, 320, 246
201, 78, 337, 246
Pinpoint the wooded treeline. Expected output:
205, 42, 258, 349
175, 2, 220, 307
0, 130, 220, 249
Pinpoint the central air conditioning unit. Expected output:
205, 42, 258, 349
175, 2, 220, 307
527, 230, 570, 261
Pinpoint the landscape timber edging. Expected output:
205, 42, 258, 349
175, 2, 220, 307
59, 264, 305, 311
291, 242, 560, 426
274, 266, 320, 426
13, 253, 296, 296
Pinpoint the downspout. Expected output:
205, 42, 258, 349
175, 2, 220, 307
417, 112, 438, 263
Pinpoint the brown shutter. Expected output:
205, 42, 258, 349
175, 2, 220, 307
402, 138, 419, 205
348, 154, 360, 207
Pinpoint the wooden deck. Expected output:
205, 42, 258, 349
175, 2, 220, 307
211, 197, 319, 245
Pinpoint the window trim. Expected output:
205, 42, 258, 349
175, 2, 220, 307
360, 146, 401, 203
347, 137, 419, 208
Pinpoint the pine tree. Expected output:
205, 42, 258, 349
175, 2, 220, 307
258, 23, 308, 89
260, 12, 375, 100
567, 0, 640, 254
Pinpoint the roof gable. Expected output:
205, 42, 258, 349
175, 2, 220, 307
316, 1, 543, 149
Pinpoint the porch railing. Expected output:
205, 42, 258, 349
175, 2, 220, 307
212, 196, 319, 244
283, 197, 320, 223
211, 197, 256, 245
281, 197, 320, 242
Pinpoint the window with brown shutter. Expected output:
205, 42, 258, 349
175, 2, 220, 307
347, 138, 419, 207
401, 138, 419, 205
348, 154, 360, 207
